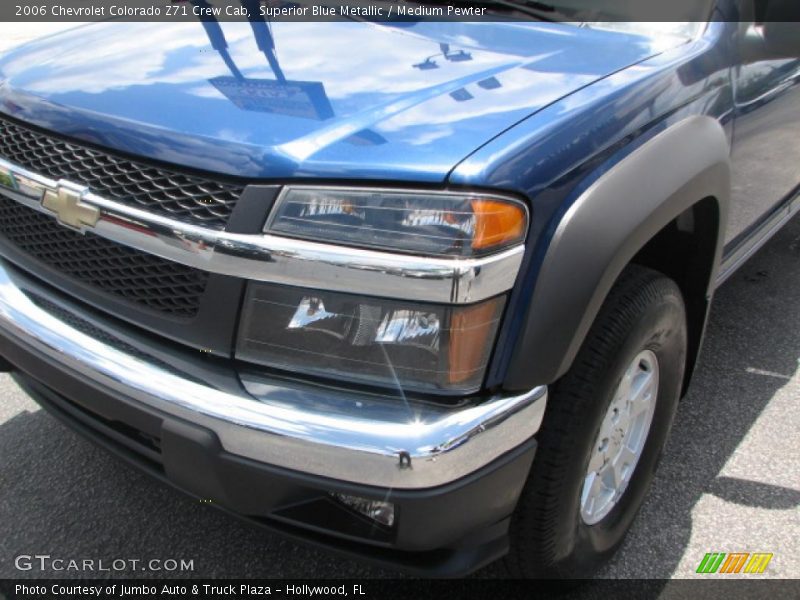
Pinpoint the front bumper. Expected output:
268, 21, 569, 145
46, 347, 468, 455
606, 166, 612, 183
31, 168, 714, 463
0, 258, 547, 574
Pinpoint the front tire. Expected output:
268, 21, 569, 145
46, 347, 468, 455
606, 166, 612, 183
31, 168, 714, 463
504, 264, 687, 579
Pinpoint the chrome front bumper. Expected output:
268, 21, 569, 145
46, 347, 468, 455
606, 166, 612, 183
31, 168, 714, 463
0, 259, 547, 490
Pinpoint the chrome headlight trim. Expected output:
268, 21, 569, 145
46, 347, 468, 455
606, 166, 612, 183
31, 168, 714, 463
0, 157, 526, 304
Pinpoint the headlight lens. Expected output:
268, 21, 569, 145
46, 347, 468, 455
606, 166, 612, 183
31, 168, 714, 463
265, 187, 528, 257
236, 282, 506, 394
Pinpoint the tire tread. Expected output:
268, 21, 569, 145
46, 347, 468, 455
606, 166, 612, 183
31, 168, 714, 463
503, 264, 685, 578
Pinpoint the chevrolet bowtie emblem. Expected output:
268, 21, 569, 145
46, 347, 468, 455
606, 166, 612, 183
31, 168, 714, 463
41, 182, 101, 231
0, 161, 101, 232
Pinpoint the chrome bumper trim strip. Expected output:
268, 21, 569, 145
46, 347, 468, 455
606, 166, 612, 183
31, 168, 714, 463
0, 158, 524, 304
0, 259, 547, 489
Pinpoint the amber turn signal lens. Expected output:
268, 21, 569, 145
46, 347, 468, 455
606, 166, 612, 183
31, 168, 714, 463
448, 296, 506, 385
471, 199, 528, 250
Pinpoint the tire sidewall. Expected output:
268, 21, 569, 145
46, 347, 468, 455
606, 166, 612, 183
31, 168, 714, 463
552, 290, 687, 576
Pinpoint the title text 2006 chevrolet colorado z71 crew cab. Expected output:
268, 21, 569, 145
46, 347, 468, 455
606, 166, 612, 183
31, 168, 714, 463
0, 0, 798, 578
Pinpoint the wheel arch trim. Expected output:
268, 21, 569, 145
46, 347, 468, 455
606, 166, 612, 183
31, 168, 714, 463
503, 115, 731, 389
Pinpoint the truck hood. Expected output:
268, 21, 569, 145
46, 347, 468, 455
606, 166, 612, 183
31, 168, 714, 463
0, 21, 668, 181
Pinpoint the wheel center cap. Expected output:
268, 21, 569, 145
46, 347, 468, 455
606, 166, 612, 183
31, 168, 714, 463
611, 427, 624, 450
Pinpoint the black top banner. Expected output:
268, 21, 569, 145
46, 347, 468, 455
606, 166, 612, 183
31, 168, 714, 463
2, 0, 798, 23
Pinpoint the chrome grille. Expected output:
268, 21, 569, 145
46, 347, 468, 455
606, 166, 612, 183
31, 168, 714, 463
0, 115, 244, 229
0, 196, 209, 318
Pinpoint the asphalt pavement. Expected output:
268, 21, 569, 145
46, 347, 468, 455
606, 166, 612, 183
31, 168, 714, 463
0, 23, 798, 585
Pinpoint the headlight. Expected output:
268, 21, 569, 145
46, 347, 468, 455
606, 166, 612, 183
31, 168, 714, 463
236, 283, 506, 394
265, 187, 528, 257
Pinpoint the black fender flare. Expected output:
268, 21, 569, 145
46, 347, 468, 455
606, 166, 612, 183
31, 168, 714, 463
504, 116, 731, 389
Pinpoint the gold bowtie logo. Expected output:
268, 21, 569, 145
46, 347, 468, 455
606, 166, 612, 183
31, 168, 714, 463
41, 184, 100, 231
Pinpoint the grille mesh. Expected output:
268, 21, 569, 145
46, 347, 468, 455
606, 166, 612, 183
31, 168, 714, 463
0, 196, 209, 317
0, 116, 244, 229
29, 293, 203, 384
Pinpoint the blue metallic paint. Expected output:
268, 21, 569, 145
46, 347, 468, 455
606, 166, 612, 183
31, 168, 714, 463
0, 20, 669, 181
1, 7, 798, 393
454, 19, 739, 388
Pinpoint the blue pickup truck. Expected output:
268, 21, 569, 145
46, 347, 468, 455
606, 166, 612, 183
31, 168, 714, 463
0, 0, 798, 579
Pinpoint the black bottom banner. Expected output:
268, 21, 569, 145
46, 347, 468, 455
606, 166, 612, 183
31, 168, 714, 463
1, 579, 799, 600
